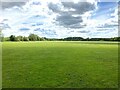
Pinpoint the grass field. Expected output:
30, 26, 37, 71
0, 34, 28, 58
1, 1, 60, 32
2, 41, 118, 88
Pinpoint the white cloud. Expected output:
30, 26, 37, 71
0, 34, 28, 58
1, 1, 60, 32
1, 0, 118, 38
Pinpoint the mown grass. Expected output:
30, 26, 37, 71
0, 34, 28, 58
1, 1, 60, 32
2, 41, 118, 88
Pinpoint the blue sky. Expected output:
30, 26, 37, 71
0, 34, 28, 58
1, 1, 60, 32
0, 0, 119, 38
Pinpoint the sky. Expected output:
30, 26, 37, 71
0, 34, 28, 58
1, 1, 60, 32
0, 0, 119, 38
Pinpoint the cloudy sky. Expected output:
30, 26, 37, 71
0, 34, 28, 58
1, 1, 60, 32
0, 0, 119, 38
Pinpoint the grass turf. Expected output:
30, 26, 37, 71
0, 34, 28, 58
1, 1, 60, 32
2, 41, 118, 88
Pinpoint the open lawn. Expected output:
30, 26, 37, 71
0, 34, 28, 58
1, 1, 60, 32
2, 41, 118, 88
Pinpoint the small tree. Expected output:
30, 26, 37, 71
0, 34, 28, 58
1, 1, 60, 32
16, 36, 23, 41
4, 37, 9, 41
23, 37, 29, 41
9, 35, 16, 41
28, 34, 40, 41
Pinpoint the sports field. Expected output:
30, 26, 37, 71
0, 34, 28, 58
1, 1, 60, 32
2, 41, 118, 88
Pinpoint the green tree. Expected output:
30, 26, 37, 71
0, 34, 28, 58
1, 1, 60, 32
0, 29, 2, 42
16, 36, 24, 41
28, 34, 40, 41
9, 35, 16, 41
23, 37, 29, 41
4, 37, 9, 41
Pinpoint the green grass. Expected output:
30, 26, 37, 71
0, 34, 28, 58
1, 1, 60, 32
2, 41, 118, 88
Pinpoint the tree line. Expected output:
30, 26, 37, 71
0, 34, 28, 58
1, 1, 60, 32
1, 34, 45, 41
63, 37, 120, 41
1, 33, 120, 41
